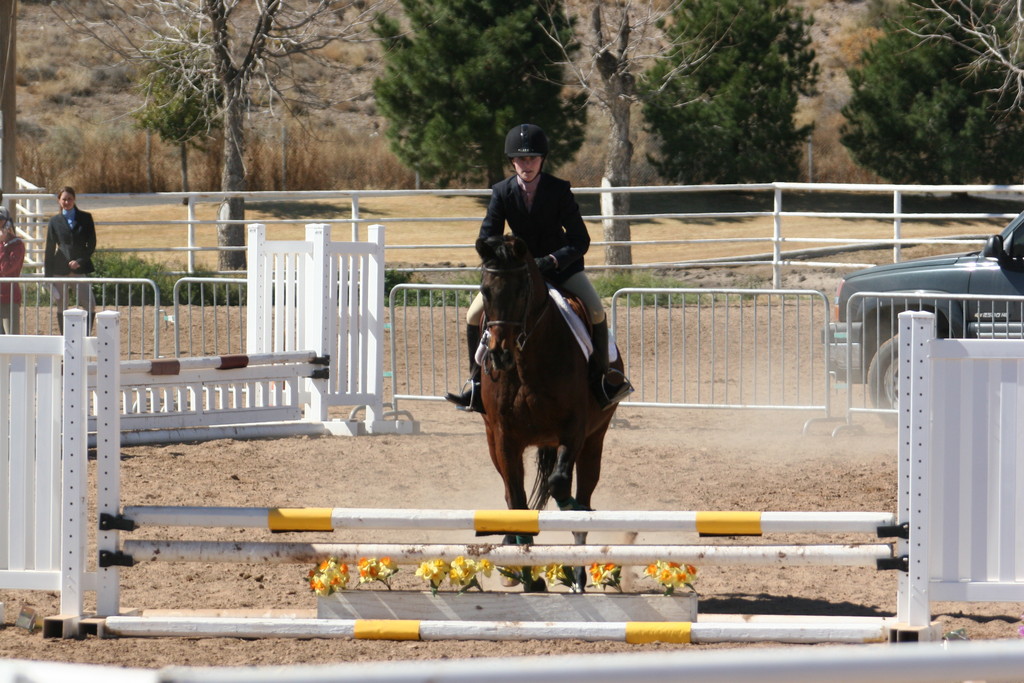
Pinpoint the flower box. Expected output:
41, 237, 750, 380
318, 590, 697, 623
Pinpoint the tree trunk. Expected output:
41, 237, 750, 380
218, 83, 247, 272
0, 0, 17, 200
602, 97, 633, 266
591, 3, 634, 266
179, 142, 190, 193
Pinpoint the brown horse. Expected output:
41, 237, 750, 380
475, 234, 622, 591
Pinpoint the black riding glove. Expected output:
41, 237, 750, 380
535, 255, 558, 275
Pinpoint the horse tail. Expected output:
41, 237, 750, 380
529, 446, 557, 510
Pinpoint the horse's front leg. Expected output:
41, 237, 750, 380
493, 438, 546, 592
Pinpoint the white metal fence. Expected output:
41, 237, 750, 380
0, 311, 92, 624
6, 182, 1023, 281
0, 276, 162, 358
835, 292, 1024, 430
385, 284, 835, 418
611, 288, 832, 413
900, 311, 1024, 625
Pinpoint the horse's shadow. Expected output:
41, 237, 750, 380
698, 592, 892, 618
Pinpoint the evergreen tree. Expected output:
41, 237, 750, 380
133, 35, 221, 192
841, 5, 1024, 183
641, 0, 817, 184
373, 0, 586, 187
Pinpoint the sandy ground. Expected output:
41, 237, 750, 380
0, 401, 1020, 670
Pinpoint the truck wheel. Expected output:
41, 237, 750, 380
867, 336, 899, 411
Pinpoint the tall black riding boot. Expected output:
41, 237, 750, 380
591, 320, 633, 409
444, 324, 485, 413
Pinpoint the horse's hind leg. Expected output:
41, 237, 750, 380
546, 443, 594, 591
549, 444, 584, 511
569, 433, 607, 592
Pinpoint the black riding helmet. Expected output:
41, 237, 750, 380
504, 124, 549, 158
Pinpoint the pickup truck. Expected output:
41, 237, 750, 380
826, 209, 1024, 410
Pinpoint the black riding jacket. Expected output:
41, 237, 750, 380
478, 172, 590, 286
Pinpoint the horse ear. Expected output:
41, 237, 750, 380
476, 237, 496, 262
510, 236, 529, 260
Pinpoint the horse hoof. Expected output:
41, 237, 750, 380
500, 575, 520, 588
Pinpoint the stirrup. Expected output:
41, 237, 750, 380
444, 379, 485, 414
596, 369, 633, 410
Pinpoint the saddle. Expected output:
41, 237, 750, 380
558, 288, 592, 333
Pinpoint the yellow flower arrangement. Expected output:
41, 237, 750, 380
543, 563, 578, 590
645, 560, 698, 596
308, 556, 698, 598
358, 557, 399, 589
307, 557, 350, 597
589, 562, 622, 592
448, 556, 494, 593
415, 558, 450, 595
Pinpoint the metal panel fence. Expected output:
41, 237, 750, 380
0, 277, 161, 359
387, 285, 835, 418
610, 289, 832, 413
838, 292, 1024, 428
171, 277, 247, 357
388, 284, 477, 413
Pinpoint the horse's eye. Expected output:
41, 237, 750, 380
480, 286, 492, 303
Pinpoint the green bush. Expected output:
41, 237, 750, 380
92, 251, 175, 306
384, 270, 412, 298
592, 270, 716, 307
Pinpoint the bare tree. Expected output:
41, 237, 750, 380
541, 0, 707, 266
56, 0, 387, 270
913, 1, 1024, 111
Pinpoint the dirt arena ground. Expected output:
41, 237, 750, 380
0, 401, 1020, 670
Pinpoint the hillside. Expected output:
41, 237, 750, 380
8, 0, 877, 189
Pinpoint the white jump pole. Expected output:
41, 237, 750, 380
120, 540, 893, 567
117, 350, 320, 376
125, 639, 1024, 683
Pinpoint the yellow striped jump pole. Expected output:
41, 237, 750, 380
120, 507, 896, 536
101, 615, 889, 644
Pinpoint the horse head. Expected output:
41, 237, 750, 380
476, 235, 542, 373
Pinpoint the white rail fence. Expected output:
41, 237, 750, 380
0, 311, 93, 622
6, 182, 1023, 281
900, 310, 1024, 624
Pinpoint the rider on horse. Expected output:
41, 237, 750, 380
445, 123, 633, 413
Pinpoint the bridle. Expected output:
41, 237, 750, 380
481, 262, 550, 352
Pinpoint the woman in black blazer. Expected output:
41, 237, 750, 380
445, 124, 632, 412
44, 186, 97, 332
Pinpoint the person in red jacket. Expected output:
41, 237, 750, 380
445, 124, 632, 413
0, 206, 25, 335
